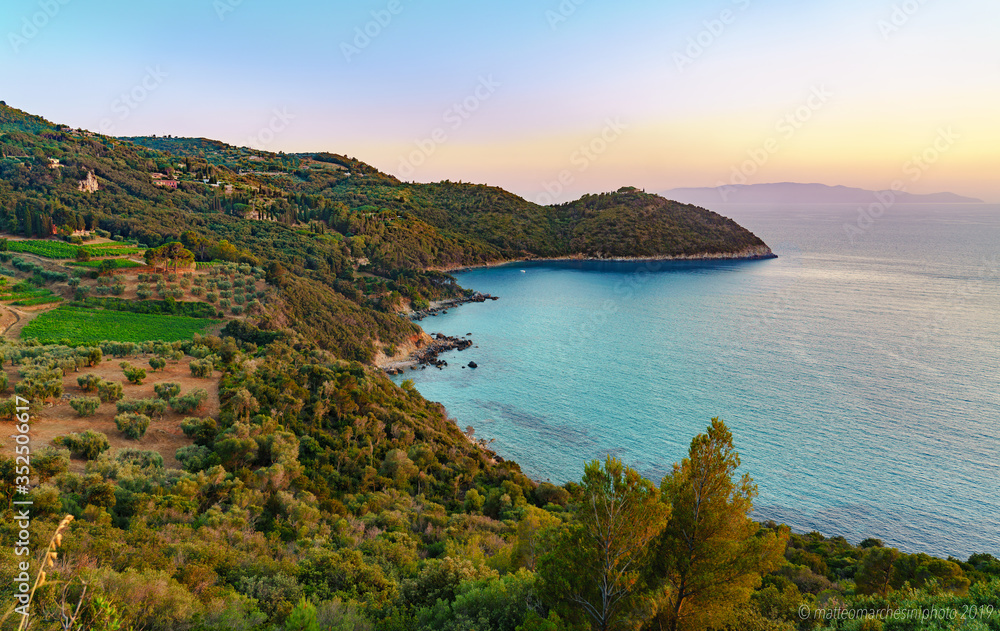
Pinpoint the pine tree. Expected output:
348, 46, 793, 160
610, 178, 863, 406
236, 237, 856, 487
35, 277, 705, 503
540, 457, 671, 631
648, 418, 788, 631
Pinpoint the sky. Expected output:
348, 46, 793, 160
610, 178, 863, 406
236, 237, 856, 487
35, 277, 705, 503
2, 0, 998, 203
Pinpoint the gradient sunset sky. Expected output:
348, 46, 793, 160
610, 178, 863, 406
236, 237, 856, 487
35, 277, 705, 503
3, 0, 998, 202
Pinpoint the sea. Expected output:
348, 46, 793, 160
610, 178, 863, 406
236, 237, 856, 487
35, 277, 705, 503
392, 203, 1000, 559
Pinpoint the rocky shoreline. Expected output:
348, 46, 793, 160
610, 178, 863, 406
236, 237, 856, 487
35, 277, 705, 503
410, 292, 498, 321
384, 333, 475, 374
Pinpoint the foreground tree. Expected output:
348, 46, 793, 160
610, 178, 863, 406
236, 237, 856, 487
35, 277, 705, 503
540, 457, 671, 631
647, 418, 788, 631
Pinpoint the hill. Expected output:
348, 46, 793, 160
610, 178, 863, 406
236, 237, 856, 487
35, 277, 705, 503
0, 103, 772, 361
664, 182, 984, 205
16, 104, 999, 631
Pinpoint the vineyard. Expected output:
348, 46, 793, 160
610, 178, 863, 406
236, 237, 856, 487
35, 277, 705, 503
69, 258, 143, 269
5, 239, 145, 259
21, 306, 217, 343
0, 278, 62, 306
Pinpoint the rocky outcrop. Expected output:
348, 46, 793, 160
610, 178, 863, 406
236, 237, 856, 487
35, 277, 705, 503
78, 171, 99, 193
383, 333, 474, 374
411, 292, 498, 321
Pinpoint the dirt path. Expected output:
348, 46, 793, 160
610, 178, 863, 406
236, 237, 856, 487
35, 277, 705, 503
0, 305, 17, 336
2, 305, 55, 340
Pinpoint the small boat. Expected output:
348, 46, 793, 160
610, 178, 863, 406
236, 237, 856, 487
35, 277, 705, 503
520, 270, 526, 273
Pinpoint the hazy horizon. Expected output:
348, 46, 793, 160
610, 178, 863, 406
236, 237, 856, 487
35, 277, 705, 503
3, 0, 998, 203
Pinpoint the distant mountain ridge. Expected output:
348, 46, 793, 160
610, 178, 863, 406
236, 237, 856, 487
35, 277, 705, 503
664, 182, 983, 205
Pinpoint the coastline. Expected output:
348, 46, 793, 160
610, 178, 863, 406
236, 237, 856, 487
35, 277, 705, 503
428, 244, 777, 273
380, 245, 775, 373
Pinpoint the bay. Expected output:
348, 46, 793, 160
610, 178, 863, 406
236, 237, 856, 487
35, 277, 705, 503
393, 203, 1000, 558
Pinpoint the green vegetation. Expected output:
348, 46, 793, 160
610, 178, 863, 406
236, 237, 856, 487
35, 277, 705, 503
0, 104, 768, 361
69, 258, 142, 269
153, 381, 181, 399
2, 104, 991, 631
53, 429, 110, 460
69, 396, 101, 416
121, 361, 147, 384
116, 397, 168, 418
0, 330, 994, 630
97, 380, 124, 403
6, 239, 142, 259
168, 388, 207, 414
115, 412, 151, 439
0, 277, 63, 306
72, 296, 220, 318
22, 306, 217, 344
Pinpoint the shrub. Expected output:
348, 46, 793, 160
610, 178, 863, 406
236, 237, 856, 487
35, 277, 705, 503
176, 445, 211, 472
180, 416, 218, 445
190, 286, 204, 297
190, 359, 213, 378
115, 413, 151, 439
205, 292, 218, 303
118, 449, 164, 469
169, 389, 208, 414
55, 430, 110, 460
148, 357, 167, 372
154, 382, 181, 400
123, 364, 146, 385
230, 305, 243, 315
77, 373, 103, 392
116, 398, 168, 417
97, 380, 125, 403
70, 396, 101, 417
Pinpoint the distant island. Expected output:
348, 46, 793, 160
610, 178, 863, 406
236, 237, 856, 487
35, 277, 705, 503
664, 182, 984, 205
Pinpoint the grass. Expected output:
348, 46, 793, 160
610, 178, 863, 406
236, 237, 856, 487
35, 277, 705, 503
68, 258, 142, 269
12, 295, 62, 306
5, 240, 145, 259
0, 282, 61, 305
21, 307, 216, 344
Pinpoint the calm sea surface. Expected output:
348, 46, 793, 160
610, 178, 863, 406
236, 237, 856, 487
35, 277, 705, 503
393, 204, 1000, 558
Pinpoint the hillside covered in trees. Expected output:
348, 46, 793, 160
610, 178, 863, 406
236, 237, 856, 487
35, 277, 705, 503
0, 103, 770, 359
1, 104, 996, 631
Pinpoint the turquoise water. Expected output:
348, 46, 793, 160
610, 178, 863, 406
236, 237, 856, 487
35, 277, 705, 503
394, 204, 1000, 558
